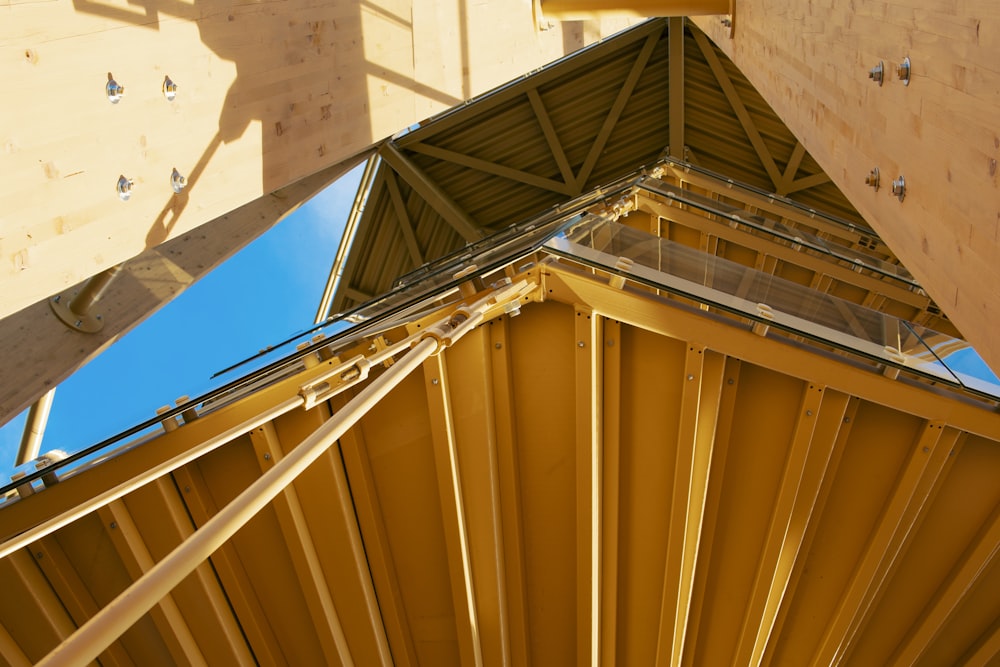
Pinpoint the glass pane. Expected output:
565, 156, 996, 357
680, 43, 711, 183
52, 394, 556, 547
546, 215, 997, 397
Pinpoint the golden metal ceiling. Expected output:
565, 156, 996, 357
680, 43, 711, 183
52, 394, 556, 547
1, 229, 998, 664
325, 18, 876, 319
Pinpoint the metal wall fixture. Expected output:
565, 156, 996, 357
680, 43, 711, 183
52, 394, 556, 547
891, 175, 906, 202
170, 168, 186, 193
897, 56, 911, 85
868, 61, 884, 86
49, 263, 125, 333
162, 75, 177, 101
116, 175, 134, 201
865, 167, 880, 190
106, 76, 124, 103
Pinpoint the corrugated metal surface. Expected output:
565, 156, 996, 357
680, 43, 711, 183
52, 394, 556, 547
328, 18, 873, 318
2, 246, 998, 665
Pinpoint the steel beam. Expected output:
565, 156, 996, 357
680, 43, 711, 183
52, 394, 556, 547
574, 309, 603, 665
423, 353, 484, 667
488, 317, 532, 666
98, 500, 207, 665
600, 318, 622, 666
379, 143, 481, 243
526, 89, 575, 188
384, 168, 425, 269
541, 263, 1000, 442
574, 27, 663, 193
731, 386, 849, 667
891, 500, 1000, 665
407, 142, 573, 196
668, 18, 685, 159
655, 344, 725, 667
812, 423, 962, 665
249, 422, 353, 667
336, 417, 421, 667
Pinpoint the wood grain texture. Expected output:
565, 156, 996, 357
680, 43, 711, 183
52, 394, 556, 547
693, 3, 1000, 371
0, 1, 632, 319
0, 155, 360, 427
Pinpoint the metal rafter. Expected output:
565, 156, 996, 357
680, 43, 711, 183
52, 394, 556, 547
962, 617, 1000, 667
384, 168, 424, 268
98, 500, 207, 665
691, 30, 783, 191
488, 317, 531, 665
760, 396, 861, 666
422, 353, 484, 667
601, 318, 622, 666
732, 386, 849, 667
891, 499, 1000, 665
668, 17, 685, 159
171, 464, 287, 665
6, 550, 75, 662
248, 422, 354, 667
526, 88, 575, 188
574, 309, 603, 665
655, 344, 725, 667
31, 538, 133, 666
574, 27, 664, 194
775, 142, 807, 196
336, 414, 421, 667
448, 327, 512, 663
379, 143, 481, 243
542, 264, 1000, 442
406, 142, 573, 196
785, 172, 832, 195
812, 423, 962, 665
0, 623, 28, 667
679, 356, 740, 667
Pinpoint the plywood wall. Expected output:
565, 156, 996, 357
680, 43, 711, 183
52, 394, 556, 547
694, 3, 1000, 372
0, 0, 632, 319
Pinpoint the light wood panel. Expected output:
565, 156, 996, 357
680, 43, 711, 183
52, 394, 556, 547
693, 3, 1000, 371
0, 1, 632, 319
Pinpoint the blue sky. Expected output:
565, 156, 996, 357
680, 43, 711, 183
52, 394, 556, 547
0, 164, 363, 475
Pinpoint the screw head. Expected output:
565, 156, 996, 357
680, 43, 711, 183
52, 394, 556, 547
263, 452, 271, 461
431, 378, 439, 385
577, 341, 585, 348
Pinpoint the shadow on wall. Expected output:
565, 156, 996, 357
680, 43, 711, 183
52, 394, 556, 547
70, 0, 469, 251
70, 0, 602, 252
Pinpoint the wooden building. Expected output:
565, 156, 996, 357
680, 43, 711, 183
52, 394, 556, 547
2, 5, 1000, 666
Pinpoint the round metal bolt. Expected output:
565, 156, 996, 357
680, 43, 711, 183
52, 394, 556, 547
162, 75, 178, 101
727, 378, 734, 385
263, 452, 271, 461
431, 378, 439, 385
868, 61, 884, 86
109, 521, 117, 529
687, 374, 695, 381
106, 77, 125, 103
170, 168, 187, 194
891, 175, 906, 202
184, 486, 191, 493
36, 552, 43, 560
607, 339, 615, 347
922, 446, 930, 453
495, 342, 502, 349
116, 175, 134, 201
577, 341, 585, 348
897, 56, 911, 85
806, 410, 813, 416
844, 417, 851, 423
865, 167, 880, 190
